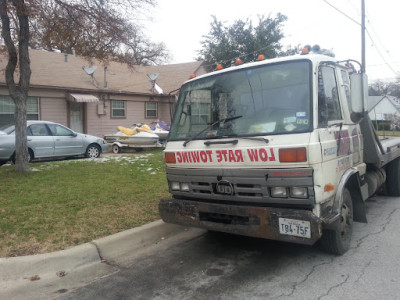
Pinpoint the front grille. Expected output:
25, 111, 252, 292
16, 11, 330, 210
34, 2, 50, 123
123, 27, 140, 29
167, 167, 315, 206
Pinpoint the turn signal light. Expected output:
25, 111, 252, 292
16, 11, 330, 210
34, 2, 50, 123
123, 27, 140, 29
324, 184, 335, 192
164, 152, 176, 164
279, 147, 307, 162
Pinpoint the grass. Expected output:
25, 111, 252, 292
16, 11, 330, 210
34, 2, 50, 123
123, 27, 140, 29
0, 149, 170, 257
376, 130, 400, 137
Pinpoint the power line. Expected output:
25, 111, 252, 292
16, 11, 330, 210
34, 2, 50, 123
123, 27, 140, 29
366, 29, 399, 77
322, 0, 400, 78
322, 0, 360, 26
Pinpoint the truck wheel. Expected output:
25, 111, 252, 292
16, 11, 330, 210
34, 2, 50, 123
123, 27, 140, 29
112, 144, 121, 154
386, 158, 400, 196
320, 188, 353, 255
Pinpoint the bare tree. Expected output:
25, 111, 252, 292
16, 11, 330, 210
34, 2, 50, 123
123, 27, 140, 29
0, 0, 166, 172
0, 0, 31, 172
28, 0, 168, 66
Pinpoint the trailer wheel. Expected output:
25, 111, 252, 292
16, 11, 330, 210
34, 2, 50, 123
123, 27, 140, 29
386, 158, 400, 196
112, 144, 121, 154
320, 188, 353, 255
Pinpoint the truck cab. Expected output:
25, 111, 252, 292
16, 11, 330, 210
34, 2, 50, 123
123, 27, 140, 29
159, 50, 400, 255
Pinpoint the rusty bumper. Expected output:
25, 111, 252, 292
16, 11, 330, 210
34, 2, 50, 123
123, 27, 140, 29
159, 198, 322, 245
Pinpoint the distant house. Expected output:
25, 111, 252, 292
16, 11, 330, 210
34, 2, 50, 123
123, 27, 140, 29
0, 49, 207, 137
367, 95, 400, 122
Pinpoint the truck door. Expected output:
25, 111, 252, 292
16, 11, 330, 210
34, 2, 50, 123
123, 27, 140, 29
317, 65, 353, 193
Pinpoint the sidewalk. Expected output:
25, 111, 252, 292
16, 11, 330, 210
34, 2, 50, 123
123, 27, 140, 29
0, 220, 206, 299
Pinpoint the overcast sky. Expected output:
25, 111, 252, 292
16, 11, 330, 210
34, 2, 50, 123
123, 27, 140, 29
144, 0, 399, 82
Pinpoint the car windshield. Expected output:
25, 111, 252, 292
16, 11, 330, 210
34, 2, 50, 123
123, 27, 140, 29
0, 124, 15, 134
168, 60, 312, 141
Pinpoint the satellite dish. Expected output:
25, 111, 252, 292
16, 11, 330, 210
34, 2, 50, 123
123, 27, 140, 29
148, 73, 159, 81
83, 66, 97, 75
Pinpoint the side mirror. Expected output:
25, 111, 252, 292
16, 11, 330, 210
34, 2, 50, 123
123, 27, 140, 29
350, 73, 368, 123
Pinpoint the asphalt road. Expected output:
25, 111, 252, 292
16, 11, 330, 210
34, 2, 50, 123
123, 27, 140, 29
60, 195, 400, 300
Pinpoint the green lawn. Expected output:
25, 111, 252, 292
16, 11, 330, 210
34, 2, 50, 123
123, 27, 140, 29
377, 130, 400, 137
0, 150, 169, 257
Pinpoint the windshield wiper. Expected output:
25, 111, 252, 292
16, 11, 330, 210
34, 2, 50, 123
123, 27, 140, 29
240, 137, 270, 144
183, 115, 243, 147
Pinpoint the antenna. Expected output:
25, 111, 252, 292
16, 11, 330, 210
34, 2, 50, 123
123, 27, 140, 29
82, 66, 99, 88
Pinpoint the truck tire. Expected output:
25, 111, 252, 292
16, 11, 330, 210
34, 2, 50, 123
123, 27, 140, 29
320, 188, 353, 255
386, 158, 400, 196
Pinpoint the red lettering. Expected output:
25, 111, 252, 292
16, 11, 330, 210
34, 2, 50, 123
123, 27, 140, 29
216, 150, 222, 162
191, 151, 200, 163
176, 152, 182, 163
182, 152, 189, 163
228, 150, 236, 162
206, 150, 213, 162
259, 148, 268, 162
200, 151, 208, 162
269, 148, 276, 161
235, 150, 244, 162
221, 150, 228, 162
247, 149, 259, 161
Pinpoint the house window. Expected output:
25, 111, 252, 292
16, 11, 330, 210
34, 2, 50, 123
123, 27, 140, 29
111, 100, 126, 118
0, 96, 39, 127
145, 102, 158, 118
191, 102, 210, 125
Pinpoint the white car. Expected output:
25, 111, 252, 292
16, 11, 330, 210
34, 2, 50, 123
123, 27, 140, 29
0, 120, 108, 165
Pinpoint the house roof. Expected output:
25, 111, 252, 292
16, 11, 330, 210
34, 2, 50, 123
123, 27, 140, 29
0, 49, 206, 95
367, 95, 399, 111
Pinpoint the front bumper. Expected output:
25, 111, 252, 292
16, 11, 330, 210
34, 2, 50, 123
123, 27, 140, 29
159, 198, 322, 245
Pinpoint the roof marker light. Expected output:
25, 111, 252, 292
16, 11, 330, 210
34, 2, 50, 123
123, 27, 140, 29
215, 64, 223, 70
300, 46, 310, 55
189, 73, 196, 79
257, 54, 265, 61
235, 59, 243, 66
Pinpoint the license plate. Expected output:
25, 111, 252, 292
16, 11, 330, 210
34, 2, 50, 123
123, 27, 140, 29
278, 218, 311, 238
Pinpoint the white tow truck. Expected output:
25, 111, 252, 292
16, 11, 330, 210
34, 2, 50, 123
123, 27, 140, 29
159, 47, 400, 255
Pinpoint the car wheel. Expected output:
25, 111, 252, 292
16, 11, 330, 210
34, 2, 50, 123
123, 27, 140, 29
11, 150, 33, 164
112, 144, 121, 154
86, 144, 101, 158
28, 149, 34, 162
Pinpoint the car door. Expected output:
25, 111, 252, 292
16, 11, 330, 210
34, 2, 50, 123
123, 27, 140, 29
27, 123, 55, 158
47, 123, 84, 156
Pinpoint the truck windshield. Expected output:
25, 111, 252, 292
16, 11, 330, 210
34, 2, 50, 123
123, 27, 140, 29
169, 60, 312, 141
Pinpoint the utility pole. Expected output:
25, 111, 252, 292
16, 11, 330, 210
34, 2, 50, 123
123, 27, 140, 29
361, 0, 366, 74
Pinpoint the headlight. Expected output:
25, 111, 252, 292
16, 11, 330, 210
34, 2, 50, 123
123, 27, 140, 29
270, 187, 288, 198
290, 187, 308, 198
170, 182, 190, 192
170, 182, 180, 191
180, 183, 190, 191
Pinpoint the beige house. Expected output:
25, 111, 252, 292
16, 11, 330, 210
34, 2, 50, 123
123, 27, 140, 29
0, 49, 207, 137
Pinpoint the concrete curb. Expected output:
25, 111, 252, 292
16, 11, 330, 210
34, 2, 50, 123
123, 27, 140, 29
0, 220, 206, 299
